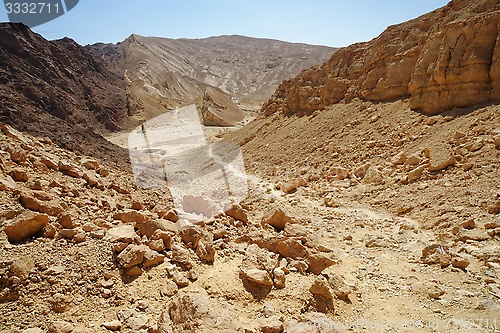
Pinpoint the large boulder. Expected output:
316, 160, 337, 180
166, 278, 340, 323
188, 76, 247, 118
3, 211, 49, 242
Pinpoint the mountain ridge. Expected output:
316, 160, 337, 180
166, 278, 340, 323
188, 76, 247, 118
88, 33, 336, 121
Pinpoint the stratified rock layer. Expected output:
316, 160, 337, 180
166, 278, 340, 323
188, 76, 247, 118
262, 0, 500, 116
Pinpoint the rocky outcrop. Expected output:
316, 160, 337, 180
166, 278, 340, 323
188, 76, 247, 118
262, 0, 500, 116
196, 87, 245, 127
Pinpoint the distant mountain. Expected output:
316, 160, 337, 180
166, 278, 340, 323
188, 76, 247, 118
89, 34, 336, 120
262, 0, 500, 116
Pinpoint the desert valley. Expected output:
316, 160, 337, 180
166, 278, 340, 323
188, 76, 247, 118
0, 0, 500, 332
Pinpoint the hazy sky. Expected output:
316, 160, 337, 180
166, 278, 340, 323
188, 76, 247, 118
1, 0, 450, 47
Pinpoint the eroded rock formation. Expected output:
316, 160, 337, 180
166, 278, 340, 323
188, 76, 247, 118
262, 0, 500, 116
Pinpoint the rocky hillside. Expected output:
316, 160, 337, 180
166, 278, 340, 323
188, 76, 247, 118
89, 34, 336, 118
262, 0, 500, 116
0, 23, 131, 163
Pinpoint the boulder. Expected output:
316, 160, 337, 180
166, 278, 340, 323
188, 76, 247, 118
117, 244, 148, 269
240, 268, 273, 287
261, 205, 294, 232
107, 225, 137, 243
3, 211, 49, 242
114, 210, 149, 223
390, 152, 407, 165
330, 166, 349, 180
428, 143, 456, 171
0, 175, 18, 191
225, 204, 248, 223
40, 153, 59, 170
143, 249, 165, 268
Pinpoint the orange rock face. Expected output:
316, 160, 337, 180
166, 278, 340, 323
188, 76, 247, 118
262, 0, 500, 116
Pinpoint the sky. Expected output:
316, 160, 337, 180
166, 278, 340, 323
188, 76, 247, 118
1, 0, 450, 47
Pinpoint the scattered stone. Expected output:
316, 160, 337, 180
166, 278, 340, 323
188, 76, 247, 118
240, 268, 273, 287
153, 205, 179, 222
391, 151, 407, 165
279, 177, 306, 193
113, 242, 128, 253
261, 205, 294, 232
470, 139, 485, 152
451, 256, 470, 270
273, 268, 286, 289
361, 166, 387, 185
102, 320, 121, 331
305, 252, 336, 275
429, 143, 456, 171
136, 219, 176, 239
161, 280, 179, 297
58, 228, 78, 240
309, 276, 333, 301
421, 244, 451, 267
81, 157, 99, 170
58, 160, 82, 178
57, 214, 74, 229
485, 221, 500, 229
73, 230, 87, 243
90, 229, 106, 239
0, 175, 18, 191
124, 265, 143, 277
196, 236, 216, 263
114, 210, 149, 223
118, 308, 149, 330
405, 153, 421, 166
151, 229, 173, 250
408, 165, 426, 182
427, 285, 445, 299
10, 256, 35, 280
187, 269, 198, 281
21, 329, 44, 333
101, 279, 114, 288
83, 171, 98, 187
353, 163, 371, 179
107, 225, 137, 243
40, 153, 59, 170
117, 244, 148, 269
159, 293, 245, 332
277, 238, 307, 259
50, 293, 71, 313
172, 271, 190, 288
225, 204, 249, 223
461, 219, 475, 229
10, 168, 28, 182
171, 243, 192, 269
148, 239, 166, 252
48, 320, 74, 333
324, 272, 351, 300
142, 249, 165, 268
179, 226, 203, 249
330, 166, 350, 180
46, 265, 65, 275
286, 312, 339, 333
288, 260, 308, 274
489, 200, 500, 215
3, 211, 49, 242
260, 317, 284, 333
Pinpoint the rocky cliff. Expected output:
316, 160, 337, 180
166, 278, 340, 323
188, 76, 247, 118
262, 0, 500, 116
